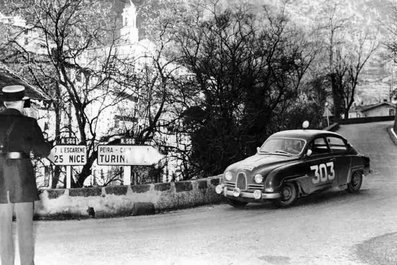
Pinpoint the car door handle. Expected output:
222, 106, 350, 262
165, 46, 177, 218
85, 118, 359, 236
329, 158, 336, 162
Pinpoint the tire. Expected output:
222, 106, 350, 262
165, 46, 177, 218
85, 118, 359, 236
227, 198, 248, 208
274, 182, 298, 208
347, 171, 363, 193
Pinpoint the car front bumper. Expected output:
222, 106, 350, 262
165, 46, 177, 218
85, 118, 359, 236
216, 184, 281, 200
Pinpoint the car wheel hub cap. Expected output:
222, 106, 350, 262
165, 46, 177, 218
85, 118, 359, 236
283, 188, 291, 200
353, 175, 361, 187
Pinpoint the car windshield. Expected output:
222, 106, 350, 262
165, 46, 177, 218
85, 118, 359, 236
259, 137, 306, 155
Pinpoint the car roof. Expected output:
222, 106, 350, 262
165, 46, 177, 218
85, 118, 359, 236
270, 129, 345, 142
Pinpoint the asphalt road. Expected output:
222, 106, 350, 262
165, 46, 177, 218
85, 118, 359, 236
20, 121, 397, 265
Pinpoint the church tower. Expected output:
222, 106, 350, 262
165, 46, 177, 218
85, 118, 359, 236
120, 0, 139, 44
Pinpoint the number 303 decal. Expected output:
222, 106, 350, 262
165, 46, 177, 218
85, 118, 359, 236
310, 162, 335, 184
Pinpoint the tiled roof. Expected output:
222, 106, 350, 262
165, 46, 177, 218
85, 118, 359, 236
0, 63, 49, 100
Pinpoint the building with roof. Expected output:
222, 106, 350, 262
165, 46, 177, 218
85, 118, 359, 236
0, 63, 48, 101
1, 0, 191, 187
349, 101, 396, 118
71, 1, 191, 185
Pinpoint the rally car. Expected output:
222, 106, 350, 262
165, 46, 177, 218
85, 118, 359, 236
215, 123, 370, 208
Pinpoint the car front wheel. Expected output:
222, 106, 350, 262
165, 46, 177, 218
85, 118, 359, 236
274, 182, 298, 208
347, 171, 363, 193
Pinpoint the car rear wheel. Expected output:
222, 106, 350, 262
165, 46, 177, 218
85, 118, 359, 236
274, 182, 298, 208
227, 198, 248, 208
347, 171, 363, 193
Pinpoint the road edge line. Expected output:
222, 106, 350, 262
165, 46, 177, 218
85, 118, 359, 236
386, 126, 397, 145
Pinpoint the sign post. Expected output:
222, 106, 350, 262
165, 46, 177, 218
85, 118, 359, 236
97, 143, 164, 185
47, 141, 87, 189
65, 166, 72, 189
97, 145, 164, 166
123, 166, 131, 185
120, 138, 134, 185
323, 102, 333, 127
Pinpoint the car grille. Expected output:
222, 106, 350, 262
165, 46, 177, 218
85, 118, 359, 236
248, 184, 264, 190
225, 180, 264, 192
235, 172, 246, 190
225, 182, 236, 189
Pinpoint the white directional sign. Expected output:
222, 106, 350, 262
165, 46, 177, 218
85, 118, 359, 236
47, 145, 87, 166
97, 145, 164, 166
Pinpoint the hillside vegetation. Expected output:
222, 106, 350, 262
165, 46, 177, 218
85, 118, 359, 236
273, 0, 396, 103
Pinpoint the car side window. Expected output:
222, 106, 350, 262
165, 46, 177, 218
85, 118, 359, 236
309, 137, 330, 156
327, 136, 348, 154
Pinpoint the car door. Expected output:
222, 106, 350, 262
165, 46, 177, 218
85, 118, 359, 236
302, 137, 336, 194
326, 136, 351, 186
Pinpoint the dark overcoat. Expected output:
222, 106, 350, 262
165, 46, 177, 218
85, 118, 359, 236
0, 108, 51, 203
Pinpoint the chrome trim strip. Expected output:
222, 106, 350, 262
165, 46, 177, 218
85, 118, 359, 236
225, 190, 281, 199
248, 184, 264, 188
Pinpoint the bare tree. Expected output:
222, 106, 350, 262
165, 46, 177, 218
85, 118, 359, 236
315, 0, 350, 119
2, 0, 142, 187
341, 33, 378, 118
382, 3, 397, 132
315, 0, 379, 119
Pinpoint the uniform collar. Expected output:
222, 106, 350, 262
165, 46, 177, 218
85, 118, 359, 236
0, 108, 23, 116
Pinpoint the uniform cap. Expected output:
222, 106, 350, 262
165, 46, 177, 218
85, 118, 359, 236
1, 85, 25, 101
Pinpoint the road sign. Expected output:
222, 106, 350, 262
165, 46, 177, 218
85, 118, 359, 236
120, 138, 135, 145
59, 137, 78, 145
97, 145, 164, 166
47, 145, 87, 166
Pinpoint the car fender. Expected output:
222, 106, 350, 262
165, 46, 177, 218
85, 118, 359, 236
347, 155, 370, 181
265, 161, 308, 193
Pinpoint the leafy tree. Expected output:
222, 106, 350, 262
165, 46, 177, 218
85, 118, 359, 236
150, 1, 317, 175
137, 0, 206, 179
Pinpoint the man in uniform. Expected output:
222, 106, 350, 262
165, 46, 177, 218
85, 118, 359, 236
0, 85, 52, 265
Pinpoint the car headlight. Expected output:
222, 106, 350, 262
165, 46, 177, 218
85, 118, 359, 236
225, 171, 233, 181
254, 174, 263, 184
215, 184, 224, 194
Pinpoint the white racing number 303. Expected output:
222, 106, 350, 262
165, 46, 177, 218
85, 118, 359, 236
310, 162, 335, 184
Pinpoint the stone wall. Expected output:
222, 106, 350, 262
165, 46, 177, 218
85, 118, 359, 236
34, 176, 223, 220
338, 115, 394, 124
